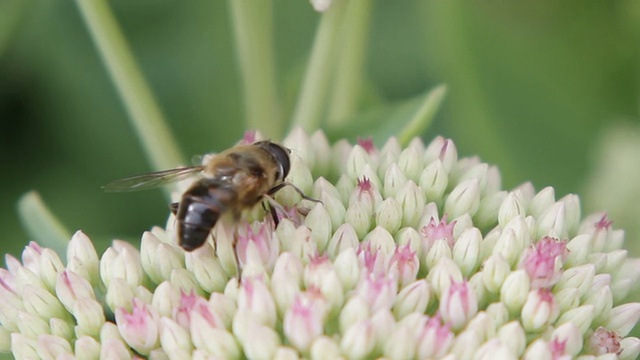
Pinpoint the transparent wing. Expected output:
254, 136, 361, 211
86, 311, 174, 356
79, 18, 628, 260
103, 166, 204, 192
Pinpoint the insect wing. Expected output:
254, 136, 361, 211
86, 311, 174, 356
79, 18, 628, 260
103, 166, 203, 192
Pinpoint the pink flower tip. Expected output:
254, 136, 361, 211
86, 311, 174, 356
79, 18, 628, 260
357, 137, 376, 154
521, 236, 568, 289
357, 176, 373, 193
589, 327, 622, 355
421, 215, 456, 247
595, 214, 613, 231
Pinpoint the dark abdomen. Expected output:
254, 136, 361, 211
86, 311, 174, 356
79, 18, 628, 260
177, 179, 237, 251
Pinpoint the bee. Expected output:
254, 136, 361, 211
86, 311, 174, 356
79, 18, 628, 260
104, 141, 315, 251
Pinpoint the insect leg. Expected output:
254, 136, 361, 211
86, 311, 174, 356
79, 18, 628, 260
169, 202, 179, 215
267, 182, 321, 203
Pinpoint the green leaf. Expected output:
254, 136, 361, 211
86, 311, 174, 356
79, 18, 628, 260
327, 84, 447, 145
17, 191, 71, 258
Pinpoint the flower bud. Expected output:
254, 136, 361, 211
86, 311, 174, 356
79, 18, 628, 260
304, 203, 333, 252
475, 191, 507, 229
392, 279, 430, 319
36, 334, 73, 360
387, 244, 419, 288
16, 311, 48, 338
340, 319, 375, 360
551, 322, 583, 357
310, 336, 341, 360
528, 187, 555, 220
345, 200, 372, 239
523, 339, 552, 360
444, 179, 480, 219
170, 268, 203, 296
356, 273, 397, 312
424, 136, 457, 173
482, 253, 510, 294
22, 284, 68, 321
271, 253, 303, 315
151, 281, 181, 318
465, 312, 495, 343
74, 336, 100, 360
333, 247, 360, 292
115, 299, 159, 355
498, 192, 527, 228
383, 163, 408, 199
398, 145, 423, 182
486, 302, 509, 328
39, 249, 65, 292
559, 194, 580, 236
55, 270, 96, 313
100, 338, 133, 360
474, 339, 516, 360
237, 276, 277, 329
362, 226, 396, 258
67, 231, 100, 285
283, 293, 326, 352
383, 321, 415, 360
521, 289, 558, 333
619, 337, 640, 360
565, 234, 592, 268
537, 202, 567, 239
555, 264, 595, 298
100, 243, 144, 289
375, 197, 403, 234
305, 256, 343, 313
185, 244, 228, 293
396, 181, 424, 228
49, 317, 73, 341
439, 280, 478, 330
497, 321, 526, 357
326, 223, 359, 259
73, 297, 105, 337
452, 227, 482, 277
604, 303, 640, 337
424, 239, 452, 271
426, 257, 463, 297
242, 324, 279, 360
419, 160, 448, 204
310, 130, 331, 175
495, 218, 530, 268
339, 297, 370, 334
499, 270, 530, 315
318, 192, 346, 234
449, 329, 481, 360
140, 231, 162, 283
190, 307, 239, 359
159, 317, 192, 357
554, 287, 580, 314
105, 278, 135, 312
588, 326, 622, 356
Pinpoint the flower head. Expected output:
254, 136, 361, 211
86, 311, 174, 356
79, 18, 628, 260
2, 130, 640, 359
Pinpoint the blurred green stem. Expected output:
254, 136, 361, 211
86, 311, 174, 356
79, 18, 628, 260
18, 192, 71, 258
398, 84, 447, 146
0, 0, 31, 58
327, 0, 372, 126
291, 0, 348, 132
229, 0, 283, 139
74, 0, 185, 178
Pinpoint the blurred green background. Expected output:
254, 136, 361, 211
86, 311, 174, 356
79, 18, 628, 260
1, 0, 639, 260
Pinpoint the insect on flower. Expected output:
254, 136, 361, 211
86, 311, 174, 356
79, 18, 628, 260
104, 141, 317, 251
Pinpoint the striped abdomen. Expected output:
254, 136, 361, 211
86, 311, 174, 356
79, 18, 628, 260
176, 178, 238, 251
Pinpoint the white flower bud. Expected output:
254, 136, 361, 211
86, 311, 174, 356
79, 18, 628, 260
105, 278, 135, 313
383, 163, 408, 199
74, 336, 100, 360
159, 318, 192, 358
528, 187, 555, 219
482, 253, 510, 294
559, 194, 581, 236
426, 257, 463, 297
604, 303, 640, 337
39, 249, 65, 292
475, 191, 507, 229
398, 146, 423, 182
445, 179, 481, 218
392, 279, 430, 319
310, 336, 341, 360
242, 324, 278, 360
383, 322, 415, 360
500, 269, 530, 315
340, 319, 375, 360
375, 197, 403, 234
339, 297, 370, 334
396, 181, 425, 228
486, 302, 509, 328
555, 264, 595, 298
565, 234, 592, 267
452, 227, 482, 277
521, 289, 559, 333
537, 202, 567, 239
419, 160, 448, 204
36, 334, 73, 360
497, 321, 526, 357
551, 322, 583, 357
465, 312, 495, 342
619, 337, 640, 360
304, 203, 333, 252
55, 270, 96, 313
523, 339, 552, 360
554, 287, 580, 313
16, 311, 48, 338
49, 317, 74, 341
474, 338, 517, 360
67, 231, 100, 285
22, 285, 68, 321
333, 247, 360, 292
425, 136, 458, 173
449, 330, 480, 360
185, 244, 228, 293
319, 190, 346, 232
345, 200, 372, 239
73, 297, 105, 337
310, 130, 331, 175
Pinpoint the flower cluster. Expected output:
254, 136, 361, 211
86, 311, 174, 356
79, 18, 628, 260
1, 129, 640, 359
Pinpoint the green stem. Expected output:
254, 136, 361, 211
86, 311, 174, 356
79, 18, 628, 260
0, 0, 32, 58
229, 0, 283, 139
327, 0, 372, 127
17, 192, 71, 258
290, 0, 348, 133
74, 0, 185, 177
398, 84, 447, 146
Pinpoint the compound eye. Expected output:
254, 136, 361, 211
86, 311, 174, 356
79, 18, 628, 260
264, 142, 290, 181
